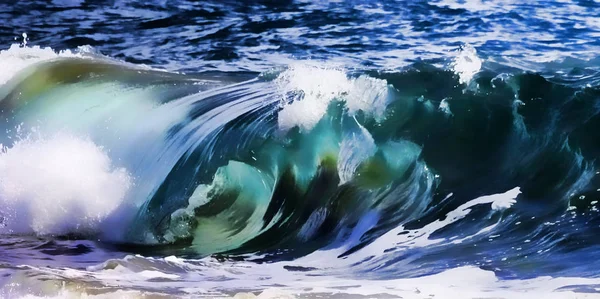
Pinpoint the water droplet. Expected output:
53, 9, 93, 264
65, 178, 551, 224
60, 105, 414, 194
21, 32, 28, 47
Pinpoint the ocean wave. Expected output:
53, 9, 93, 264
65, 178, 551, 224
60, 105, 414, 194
0, 46, 599, 283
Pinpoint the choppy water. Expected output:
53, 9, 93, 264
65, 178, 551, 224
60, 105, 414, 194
1, 1, 600, 298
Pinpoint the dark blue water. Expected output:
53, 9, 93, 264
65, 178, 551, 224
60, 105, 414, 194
2, 0, 599, 72
1, 1, 600, 298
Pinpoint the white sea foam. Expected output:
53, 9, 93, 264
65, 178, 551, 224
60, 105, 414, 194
381, 187, 519, 248
275, 64, 350, 132
275, 63, 391, 132
0, 132, 132, 236
451, 44, 483, 84
15, 290, 151, 299
293, 187, 522, 267
10, 253, 600, 299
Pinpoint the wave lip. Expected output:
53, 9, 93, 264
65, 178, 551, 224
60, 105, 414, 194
0, 43, 84, 85
451, 44, 483, 84
275, 64, 391, 132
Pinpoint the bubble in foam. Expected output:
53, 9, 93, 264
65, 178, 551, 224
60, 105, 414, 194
0, 132, 132, 236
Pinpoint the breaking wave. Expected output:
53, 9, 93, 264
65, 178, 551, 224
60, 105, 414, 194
1, 43, 600, 283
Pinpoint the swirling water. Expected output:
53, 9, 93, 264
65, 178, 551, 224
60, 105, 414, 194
1, 1, 600, 298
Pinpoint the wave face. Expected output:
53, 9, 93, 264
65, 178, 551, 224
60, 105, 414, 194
2, 48, 600, 287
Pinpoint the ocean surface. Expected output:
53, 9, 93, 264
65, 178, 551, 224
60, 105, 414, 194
1, 0, 600, 298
